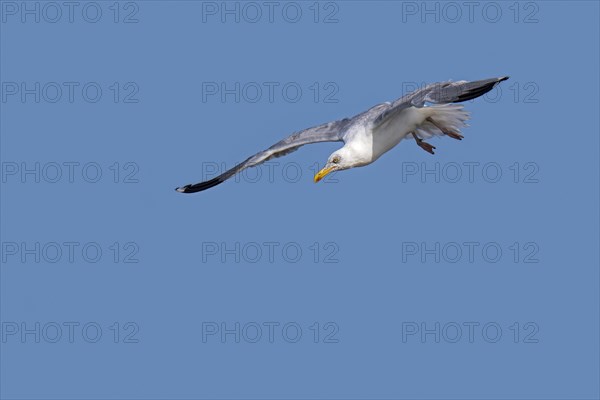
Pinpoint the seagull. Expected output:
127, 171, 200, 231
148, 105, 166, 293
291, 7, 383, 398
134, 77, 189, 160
176, 76, 509, 193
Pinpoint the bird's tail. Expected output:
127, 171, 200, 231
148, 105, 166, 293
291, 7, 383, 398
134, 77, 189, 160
412, 104, 470, 141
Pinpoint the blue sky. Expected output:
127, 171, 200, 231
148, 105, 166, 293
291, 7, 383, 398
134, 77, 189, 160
1, 1, 599, 399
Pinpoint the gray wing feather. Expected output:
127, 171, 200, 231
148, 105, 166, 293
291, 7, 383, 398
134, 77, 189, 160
175, 118, 350, 193
258, 118, 351, 163
373, 77, 509, 127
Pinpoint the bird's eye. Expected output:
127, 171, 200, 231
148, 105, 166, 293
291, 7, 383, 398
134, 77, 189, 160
332, 156, 340, 164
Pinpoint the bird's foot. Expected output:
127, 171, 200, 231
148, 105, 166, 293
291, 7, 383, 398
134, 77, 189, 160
417, 140, 436, 154
444, 131, 464, 140
411, 132, 436, 154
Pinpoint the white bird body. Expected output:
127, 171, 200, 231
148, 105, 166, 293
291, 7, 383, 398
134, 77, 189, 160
369, 106, 427, 161
334, 104, 467, 171
176, 77, 508, 193
335, 106, 425, 168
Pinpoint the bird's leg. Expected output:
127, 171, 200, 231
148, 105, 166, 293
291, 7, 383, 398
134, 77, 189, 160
411, 132, 436, 155
426, 117, 464, 140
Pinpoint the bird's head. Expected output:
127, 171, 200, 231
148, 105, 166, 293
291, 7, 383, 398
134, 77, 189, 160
314, 147, 360, 183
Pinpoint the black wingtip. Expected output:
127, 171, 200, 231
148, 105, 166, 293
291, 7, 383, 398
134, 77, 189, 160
453, 76, 510, 103
175, 185, 191, 193
175, 177, 225, 193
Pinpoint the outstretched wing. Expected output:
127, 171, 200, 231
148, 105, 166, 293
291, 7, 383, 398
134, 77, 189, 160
373, 76, 509, 127
176, 118, 351, 193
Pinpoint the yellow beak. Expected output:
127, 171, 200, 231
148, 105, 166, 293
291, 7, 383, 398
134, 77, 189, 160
314, 166, 334, 183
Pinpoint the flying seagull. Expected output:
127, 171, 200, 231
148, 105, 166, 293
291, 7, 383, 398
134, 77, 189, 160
176, 76, 509, 193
